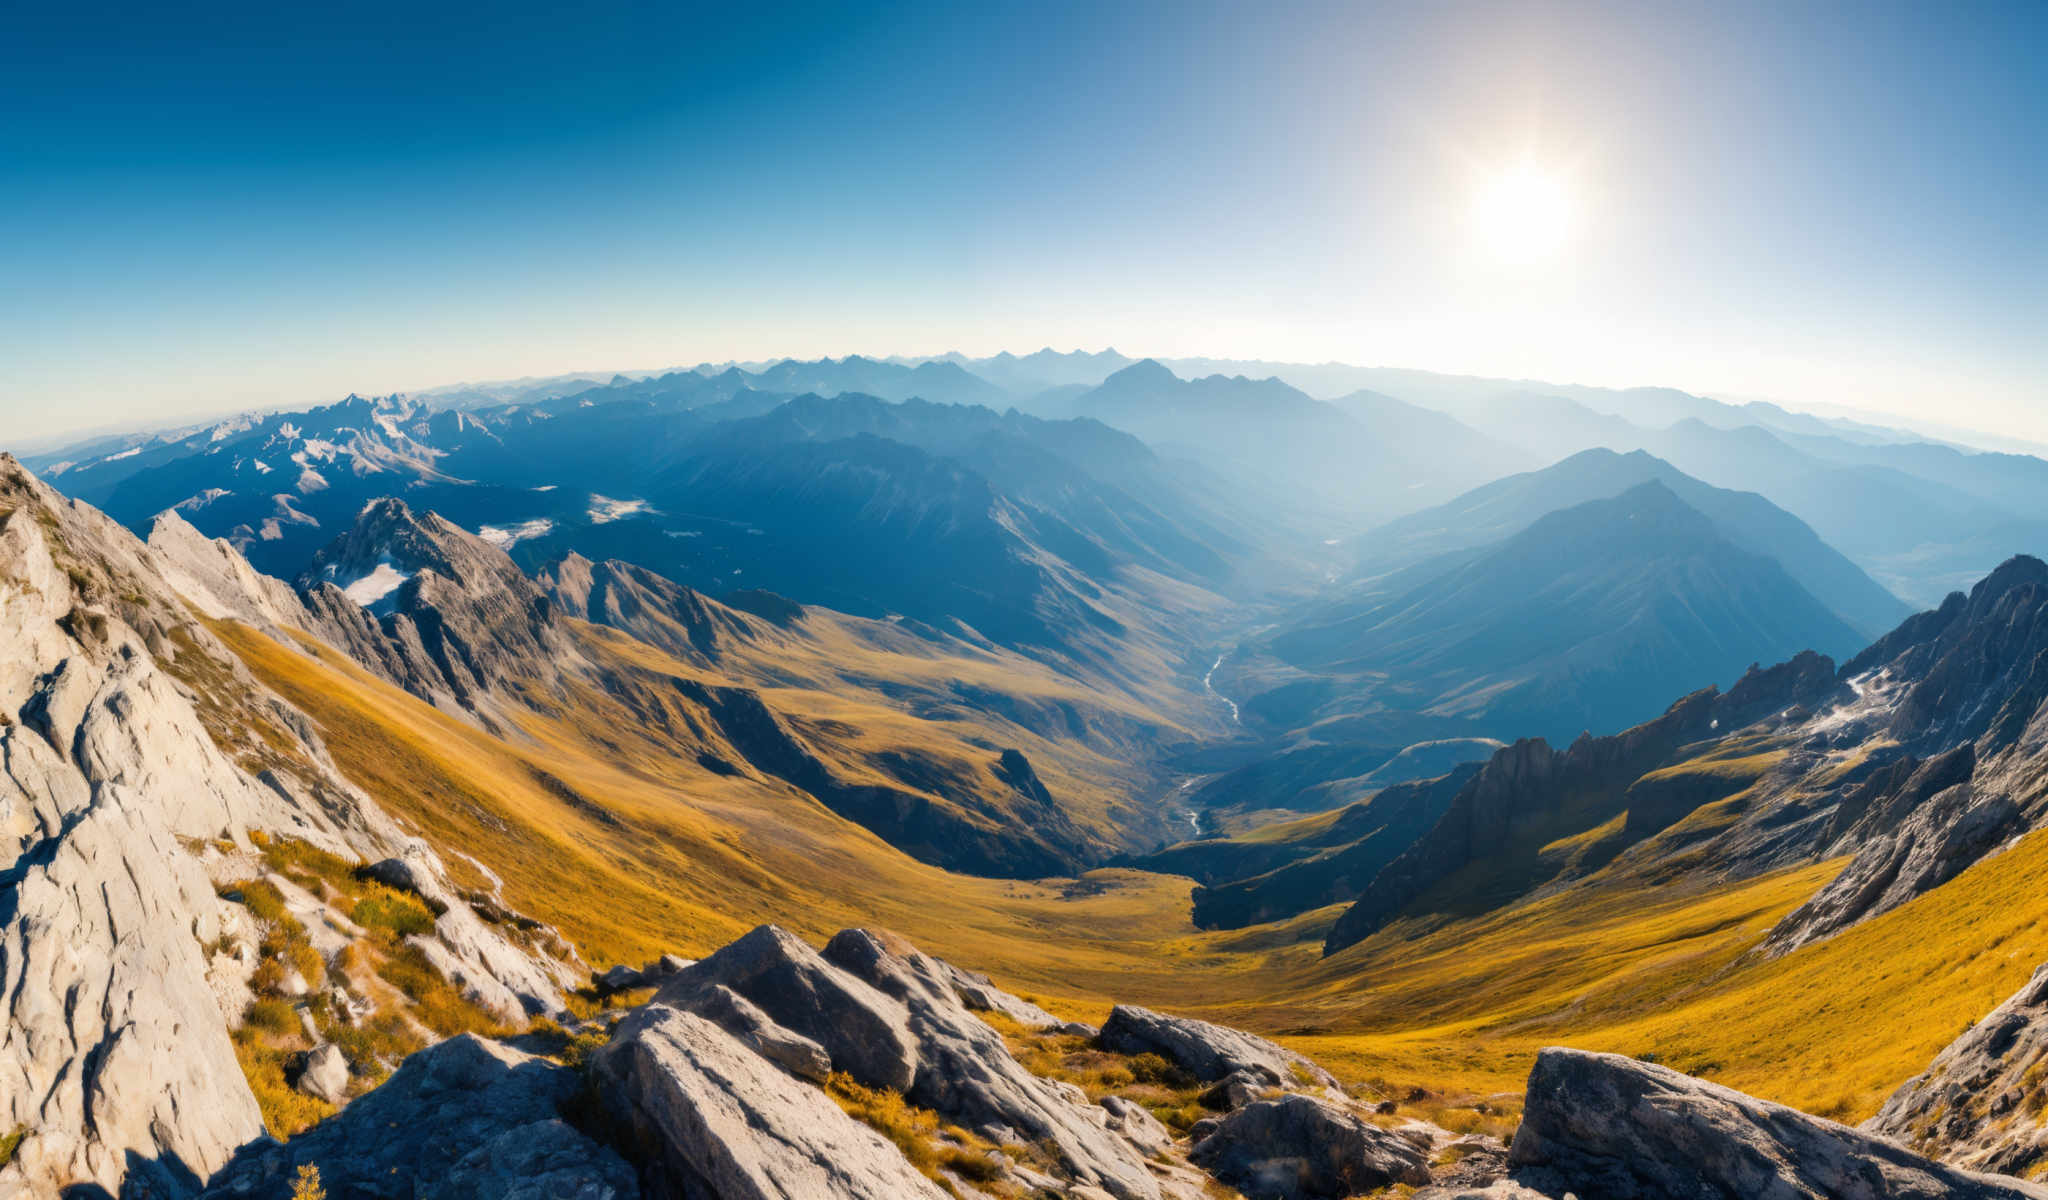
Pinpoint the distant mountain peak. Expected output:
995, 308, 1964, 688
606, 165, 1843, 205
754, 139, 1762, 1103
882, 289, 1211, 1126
1106, 358, 1178, 385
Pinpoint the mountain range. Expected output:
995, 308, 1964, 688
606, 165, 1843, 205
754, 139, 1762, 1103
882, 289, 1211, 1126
14, 346, 2048, 1199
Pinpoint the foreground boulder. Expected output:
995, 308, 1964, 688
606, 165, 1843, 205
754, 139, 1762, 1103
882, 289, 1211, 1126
1099, 1004, 1338, 1088
1505, 1047, 2048, 1199
1189, 1093, 1431, 1199
590, 1005, 947, 1200
202, 1034, 637, 1199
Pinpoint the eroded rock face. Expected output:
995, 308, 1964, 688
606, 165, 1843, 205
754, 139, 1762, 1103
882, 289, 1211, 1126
1869, 962, 2048, 1177
824, 928, 1163, 1200
1099, 1004, 1338, 1089
0, 750, 265, 1195
1188, 1094, 1432, 1199
1764, 744, 2016, 954
669, 982, 832, 1083
0, 458, 588, 1197
655, 924, 919, 1093
201, 1034, 637, 1200
589, 1005, 947, 1200
1507, 1047, 2048, 1200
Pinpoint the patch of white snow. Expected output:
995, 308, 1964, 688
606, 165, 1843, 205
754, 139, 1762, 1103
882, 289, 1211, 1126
477, 518, 554, 549
588, 494, 651, 523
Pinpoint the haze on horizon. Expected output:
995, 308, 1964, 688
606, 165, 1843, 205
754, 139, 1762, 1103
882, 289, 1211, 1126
4, 0, 2042, 445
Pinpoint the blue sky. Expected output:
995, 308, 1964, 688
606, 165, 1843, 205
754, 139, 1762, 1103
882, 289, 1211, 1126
4, 0, 2043, 443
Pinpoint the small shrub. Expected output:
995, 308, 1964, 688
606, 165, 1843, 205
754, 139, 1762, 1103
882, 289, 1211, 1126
0, 1125, 25, 1169
823, 1072, 939, 1170
374, 943, 511, 1038
351, 887, 437, 938
1125, 1052, 1193, 1088
292, 1163, 326, 1200
243, 997, 299, 1038
327, 1010, 424, 1083
230, 878, 289, 925
934, 1143, 1004, 1182
526, 1016, 611, 1069
231, 1027, 333, 1139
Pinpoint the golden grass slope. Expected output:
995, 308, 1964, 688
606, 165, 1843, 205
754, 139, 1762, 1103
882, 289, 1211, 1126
217, 615, 2048, 1128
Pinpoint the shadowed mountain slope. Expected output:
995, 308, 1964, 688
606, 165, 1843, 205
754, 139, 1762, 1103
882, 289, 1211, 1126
1352, 447, 1909, 639
1269, 481, 1865, 744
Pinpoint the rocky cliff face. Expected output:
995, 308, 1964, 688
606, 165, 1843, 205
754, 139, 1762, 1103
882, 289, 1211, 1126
0, 458, 581, 1198
1763, 558, 2048, 952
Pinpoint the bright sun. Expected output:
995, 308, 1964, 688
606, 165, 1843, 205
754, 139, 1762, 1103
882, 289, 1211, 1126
1470, 161, 1575, 267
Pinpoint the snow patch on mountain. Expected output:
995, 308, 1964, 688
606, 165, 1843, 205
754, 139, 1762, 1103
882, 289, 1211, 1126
478, 517, 554, 549
175, 488, 232, 512
589, 494, 651, 523
336, 557, 413, 607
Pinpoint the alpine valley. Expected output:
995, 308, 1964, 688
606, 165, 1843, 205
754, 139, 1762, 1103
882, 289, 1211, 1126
13, 349, 2048, 1200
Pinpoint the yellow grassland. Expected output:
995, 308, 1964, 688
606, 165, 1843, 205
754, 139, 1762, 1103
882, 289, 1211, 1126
216, 618, 2048, 1125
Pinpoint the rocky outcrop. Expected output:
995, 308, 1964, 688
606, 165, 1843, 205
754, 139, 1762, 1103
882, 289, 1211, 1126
590, 1005, 948, 1200
823, 927, 1164, 1200
1188, 1094, 1432, 1199
295, 1043, 350, 1105
0, 457, 587, 1197
362, 843, 580, 1021
1099, 1004, 1338, 1089
0, 725, 266, 1196
1504, 1047, 2048, 1199
147, 509, 319, 635
1752, 560, 2048, 953
201, 1034, 637, 1199
1764, 745, 2016, 953
655, 924, 1165, 1199
671, 983, 832, 1082
1868, 962, 2048, 1177
655, 924, 919, 1092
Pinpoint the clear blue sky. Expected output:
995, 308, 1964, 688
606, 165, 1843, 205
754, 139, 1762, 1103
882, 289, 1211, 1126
4, 0, 2043, 442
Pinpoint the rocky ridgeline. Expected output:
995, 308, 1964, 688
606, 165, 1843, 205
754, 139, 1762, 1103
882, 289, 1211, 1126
0, 458, 585, 1198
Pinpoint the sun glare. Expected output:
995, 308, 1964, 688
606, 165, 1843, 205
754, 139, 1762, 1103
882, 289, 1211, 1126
1470, 161, 1575, 267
